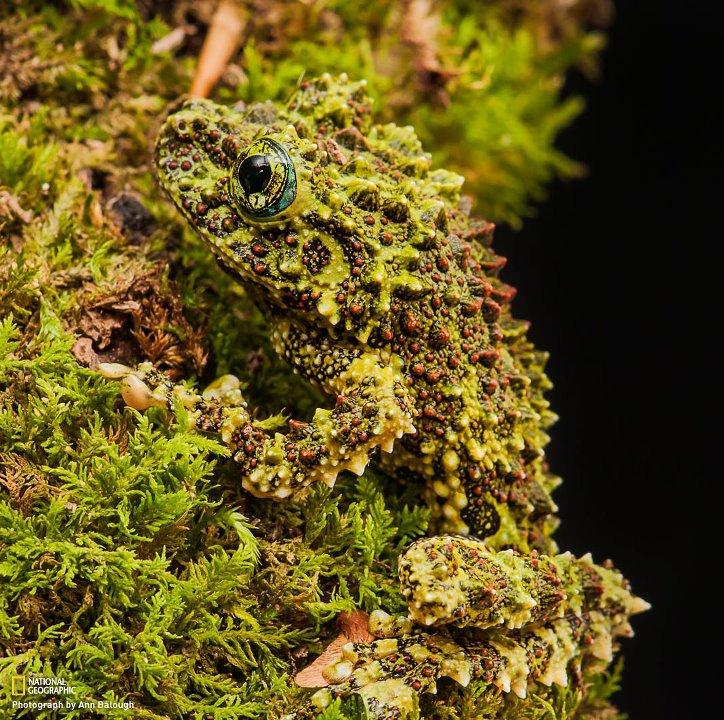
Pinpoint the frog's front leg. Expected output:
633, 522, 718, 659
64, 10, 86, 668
99, 351, 415, 500
239, 349, 416, 498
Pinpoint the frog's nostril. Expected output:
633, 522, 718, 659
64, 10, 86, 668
239, 154, 272, 195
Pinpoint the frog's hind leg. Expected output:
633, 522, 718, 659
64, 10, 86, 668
291, 539, 649, 718
99, 354, 415, 500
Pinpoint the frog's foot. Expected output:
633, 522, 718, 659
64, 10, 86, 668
99, 354, 416, 500
98, 362, 246, 419
99, 362, 175, 410
235, 355, 416, 499
297, 611, 460, 720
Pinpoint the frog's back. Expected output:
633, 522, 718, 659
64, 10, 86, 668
371, 228, 559, 551
155, 73, 560, 551
278, 76, 560, 550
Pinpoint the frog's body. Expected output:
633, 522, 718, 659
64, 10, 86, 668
121, 74, 557, 550
99, 75, 648, 719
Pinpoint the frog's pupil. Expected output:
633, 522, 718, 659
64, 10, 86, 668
239, 154, 271, 195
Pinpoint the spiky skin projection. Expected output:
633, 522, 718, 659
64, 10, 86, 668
399, 536, 649, 631
295, 541, 648, 720
135, 73, 558, 548
299, 605, 644, 720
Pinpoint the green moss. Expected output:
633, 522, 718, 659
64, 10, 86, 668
0, 2, 617, 718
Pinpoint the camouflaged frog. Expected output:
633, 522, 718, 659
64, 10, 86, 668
100, 74, 558, 551
292, 537, 649, 720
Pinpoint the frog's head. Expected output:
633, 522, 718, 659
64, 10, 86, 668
155, 75, 462, 340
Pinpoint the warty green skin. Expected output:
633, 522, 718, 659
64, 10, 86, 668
297, 600, 644, 720
135, 73, 559, 549
399, 536, 649, 631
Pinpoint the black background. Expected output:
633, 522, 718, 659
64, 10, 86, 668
495, 1, 717, 717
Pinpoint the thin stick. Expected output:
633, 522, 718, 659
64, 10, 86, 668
190, 0, 248, 98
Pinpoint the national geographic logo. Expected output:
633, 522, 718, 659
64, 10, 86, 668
11, 675, 26, 696
7, 673, 136, 712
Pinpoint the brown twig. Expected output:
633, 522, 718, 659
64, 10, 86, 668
190, 0, 248, 98
400, 0, 458, 105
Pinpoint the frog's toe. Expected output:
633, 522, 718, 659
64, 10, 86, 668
121, 373, 166, 411
202, 374, 244, 406
97, 362, 133, 379
99, 362, 168, 411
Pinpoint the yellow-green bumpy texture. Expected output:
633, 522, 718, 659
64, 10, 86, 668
399, 536, 649, 631
301, 538, 648, 720
150, 74, 558, 550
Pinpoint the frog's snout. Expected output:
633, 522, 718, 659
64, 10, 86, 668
155, 98, 262, 195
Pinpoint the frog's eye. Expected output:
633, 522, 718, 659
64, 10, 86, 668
231, 138, 296, 219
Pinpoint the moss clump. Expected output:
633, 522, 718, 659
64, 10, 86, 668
1, 1, 618, 718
